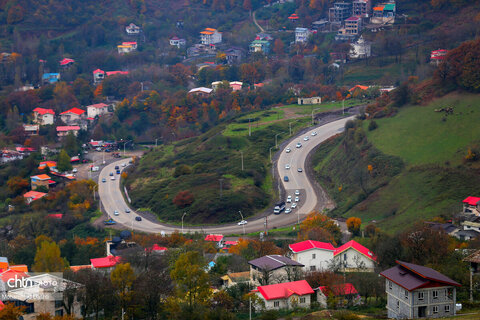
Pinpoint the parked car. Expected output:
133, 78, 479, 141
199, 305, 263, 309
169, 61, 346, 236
116, 170, 121, 174
291, 203, 297, 209
297, 168, 303, 172
273, 201, 286, 214
102, 178, 106, 183
109, 172, 114, 176
72, 168, 77, 173
284, 176, 289, 182
122, 163, 126, 167
295, 196, 299, 202
296, 142, 302, 148
287, 195, 292, 203
285, 208, 292, 214
286, 148, 291, 153
238, 220, 248, 226
135, 216, 142, 221
295, 190, 300, 195
115, 166, 119, 170
91, 166, 99, 172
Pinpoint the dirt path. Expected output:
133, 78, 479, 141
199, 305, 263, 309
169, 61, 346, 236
252, 10, 265, 32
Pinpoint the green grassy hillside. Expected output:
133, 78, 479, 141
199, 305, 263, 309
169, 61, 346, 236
313, 93, 480, 233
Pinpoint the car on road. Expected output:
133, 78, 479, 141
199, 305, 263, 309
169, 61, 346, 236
295, 196, 299, 202
286, 148, 291, 153
285, 164, 290, 169
287, 195, 292, 203
291, 203, 297, 209
111, 176, 115, 180
295, 190, 300, 195
91, 166, 99, 172
116, 170, 121, 174
285, 208, 292, 214
238, 220, 248, 226
297, 168, 303, 172
122, 163, 126, 167
96, 147, 102, 152
109, 172, 114, 176
304, 136, 309, 141
135, 216, 142, 221
125, 208, 131, 213
114, 210, 119, 216
115, 166, 119, 170
102, 178, 106, 183
284, 176, 289, 182
274, 201, 286, 214
296, 142, 302, 148
311, 131, 317, 136
72, 168, 78, 173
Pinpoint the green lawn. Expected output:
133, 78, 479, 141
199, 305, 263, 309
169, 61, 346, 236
223, 109, 285, 136
366, 93, 480, 166
280, 99, 367, 115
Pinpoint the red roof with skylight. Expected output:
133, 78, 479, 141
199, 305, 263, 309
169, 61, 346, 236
289, 240, 335, 253
334, 240, 376, 261
257, 280, 314, 300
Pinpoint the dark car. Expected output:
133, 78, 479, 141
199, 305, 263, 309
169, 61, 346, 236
109, 172, 114, 176
115, 166, 119, 170
284, 176, 289, 182
135, 216, 142, 221
116, 170, 121, 174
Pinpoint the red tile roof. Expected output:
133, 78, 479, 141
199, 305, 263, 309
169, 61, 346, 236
47, 214, 63, 219
23, 191, 47, 201
148, 244, 168, 252
334, 240, 376, 261
225, 241, 238, 245
33, 107, 55, 115
463, 196, 480, 206
9, 265, 28, 272
106, 71, 129, 76
345, 16, 360, 21
70, 265, 92, 272
87, 103, 109, 109
90, 256, 121, 268
257, 280, 313, 300
39, 161, 57, 169
205, 234, 224, 242
59, 58, 75, 66
122, 41, 137, 46
60, 107, 85, 116
318, 283, 358, 296
56, 126, 81, 132
289, 240, 335, 253
0, 269, 28, 283
93, 69, 105, 74
31, 174, 51, 180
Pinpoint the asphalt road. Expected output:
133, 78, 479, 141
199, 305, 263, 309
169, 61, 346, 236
98, 116, 355, 234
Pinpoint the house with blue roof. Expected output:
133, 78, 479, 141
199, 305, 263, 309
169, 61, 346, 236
42, 73, 60, 85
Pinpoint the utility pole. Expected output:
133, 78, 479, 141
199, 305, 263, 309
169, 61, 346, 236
219, 179, 224, 198
269, 146, 275, 162
240, 151, 244, 171
239, 210, 245, 235
248, 118, 251, 136
342, 99, 345, 115
182, 212, 187, 234
155, 138, 158, 147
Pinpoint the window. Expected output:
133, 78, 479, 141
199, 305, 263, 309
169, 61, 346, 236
300, 297, 306, 303
310, 266, 316, 271
396, 301, 399, 309
344, 253, 347, 261
433, 306, 438, 314
445, 305, 450, 313
418, 292, 424, 300
433, 290, 438, 299
404, 290, 408, 299
274, 301, 280, 307
389, 281, 392, 290
55, 300, 63, 308
312, 253, 316, 259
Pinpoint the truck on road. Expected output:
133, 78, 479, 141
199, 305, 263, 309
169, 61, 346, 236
273, 201, 286, 214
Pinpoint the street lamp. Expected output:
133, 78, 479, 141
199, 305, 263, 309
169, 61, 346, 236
182, 212, 187, 234
239, 210, 245, 235
123, 140, 132, 156
311, 108, 322, 125
275, 133, 285, 149
155, 138, 159, 147
240, 151, 244, 171
289, 121, 297, 136
269, 146, 275, 163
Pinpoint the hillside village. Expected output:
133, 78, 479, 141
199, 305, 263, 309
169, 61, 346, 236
0, 0, 479, 319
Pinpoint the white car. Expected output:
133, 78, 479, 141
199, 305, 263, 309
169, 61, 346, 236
285, 148, 291, 153
297, 168, 303, 173
304, 136, 309, 141
285, 208, 292, 214
287, 196, 292, 203
311, 131, 317, 136
111, 176, 115, 180
291, 203, 297, 209
295, 190, 300, 195
72, 168, 78, 173
295, 196, 299, 202
296, 142, 302, 148
238, 220, 248, 226
122, 163, 127, 167
285, 164, 290, 170
114, 210, 119, 216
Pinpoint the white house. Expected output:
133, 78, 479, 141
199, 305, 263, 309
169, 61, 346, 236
56, 126, 81, 137
248, 255, 304, 286
170, 36, 186, 48
289, 240, 335, 272
188, 87, 213, 97
117, 42, 137, 54
295, 27, 311, 43
32, 107, 55, 125
205, 234, 225, 248
200, 28, 222, 45
60, 108, 86, 125
333, 240, 376, 272
87, 103, 110, 118
254, 280, 314, 310
350, 36, 371, 59
126, 23, 141, 35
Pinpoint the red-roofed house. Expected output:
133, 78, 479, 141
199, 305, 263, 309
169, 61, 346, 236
90, 256, 121, 270
87, 103, 110, 118
59, 58, 75, 67
170, 36, 186, 48
60, 108, 86, 125
106, 71, 129, 77
430, 49, 448, 65
38, 161, 57, 171
254, 280, 314, 310
57, 126, 81, 137
31, 174, 52, 190
463, 196, 480, 214
334, 240, 376, 272
381, 260, 460, 319
205, 234, 225, 248
33, 108, 55, 125
146, 244, 168, 253
289, 240, 335, 272
349, 85, 369, 92
316, 283, 360, 308
93, 69, 105, 84
47, 214, 63, 219
23, 190, 47, 204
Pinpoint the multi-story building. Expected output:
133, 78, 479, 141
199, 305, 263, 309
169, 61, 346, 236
169, 36, 186, 48
200, 28, 222, 45
249, 40, 271, 54
345, 16, 362, 35
371, 2, 396, 24
87, 103, 110, 119
32, 108, 55, 125
295, 27, 311, 43
381, 261, 460, 319
248, 255, 304, 286
350, 36, 371, 59
329, 2, 352, 23
353, 0, 372, 17
333, 240, 376, 272
288, 240, 334, 271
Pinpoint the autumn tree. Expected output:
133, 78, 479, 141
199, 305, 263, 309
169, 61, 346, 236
111, 263, 136, 318
57, 149, 72, 172
173, 190, 194, 208
7, 176, 29, 196
32, 240, 65, 272
273, 39, 284, 56
299, 211, 342, 244
0, 302, 25, 320
346, 217, 361, 236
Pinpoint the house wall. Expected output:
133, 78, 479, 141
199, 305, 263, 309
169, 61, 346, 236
334, 248, 375, 272
386, 280, 456, 319
257, 293, 311, 310
31, 179, 49, 190
60, 113, 82, 125
87, 107, 108, 119
292, 249, 333, 271
34, 113, 54, 125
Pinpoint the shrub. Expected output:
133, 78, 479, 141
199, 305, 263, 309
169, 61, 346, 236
172, 190, 194, 208
173, 164, 192, 177
368, 120, 378, 131
333, 310, 361, 320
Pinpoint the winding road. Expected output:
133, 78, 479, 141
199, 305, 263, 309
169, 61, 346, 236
98, 116, 355, 234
